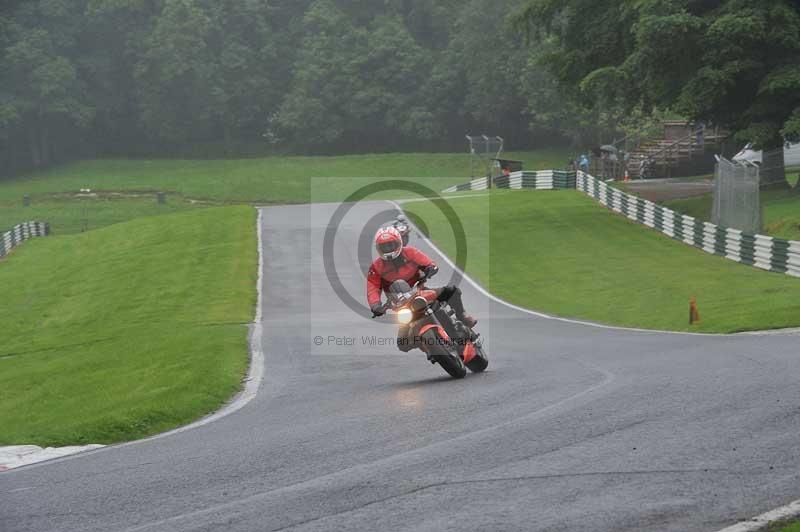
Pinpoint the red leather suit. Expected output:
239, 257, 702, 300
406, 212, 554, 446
366, 246, 435, 306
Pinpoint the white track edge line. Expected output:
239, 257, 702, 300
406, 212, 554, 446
388, 200, 716, 337
393, 196, 800, 338
385, 202, 792, 338
2, 209, 267, 474
715, 499, 800, 532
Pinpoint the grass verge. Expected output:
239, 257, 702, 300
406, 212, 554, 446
0, 150, 570, 204
0, 150, 569, 235
770, 519, 800, 531
0, 196, 201, 235
0, 206, 256, 446
405, 190, 800, 333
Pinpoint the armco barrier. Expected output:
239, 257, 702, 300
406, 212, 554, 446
442, 170, 576, 193
0, 221, 50, 259
576, 171, 800, 278
494, 170, 577, 190
441, 169, 800, 278
442, 176, 490, 193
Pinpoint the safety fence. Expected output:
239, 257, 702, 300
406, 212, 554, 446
576, 172, 800, 277
443, 176, 490, 193
442, 171, 576, 193
440, 170, 800, 278
0, 221, 50, 260
712, 156, 761, 235
494, 170, 577, 190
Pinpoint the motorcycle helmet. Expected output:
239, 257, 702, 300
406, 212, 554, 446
393, 216, 410, 245
375, 226, 403, 261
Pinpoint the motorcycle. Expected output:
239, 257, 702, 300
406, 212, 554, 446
372, 274, 488, 379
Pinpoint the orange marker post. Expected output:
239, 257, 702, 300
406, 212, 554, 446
689, 297, 701, 325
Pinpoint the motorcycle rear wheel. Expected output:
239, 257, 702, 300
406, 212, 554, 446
466, 344, 489, 373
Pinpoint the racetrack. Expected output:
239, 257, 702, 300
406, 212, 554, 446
2, 201, 800, 532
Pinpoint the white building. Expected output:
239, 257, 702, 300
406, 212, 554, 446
734, 143, 800, 167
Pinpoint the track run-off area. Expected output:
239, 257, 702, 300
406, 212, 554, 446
2, 200, 800, 532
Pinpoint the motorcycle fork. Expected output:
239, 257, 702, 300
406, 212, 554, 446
417, 308, 452, 361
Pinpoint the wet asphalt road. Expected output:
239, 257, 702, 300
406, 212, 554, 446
1, 201, 799, 532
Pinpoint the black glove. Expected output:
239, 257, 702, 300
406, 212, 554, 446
423, 265, 439, 279
371, 303, 386, 317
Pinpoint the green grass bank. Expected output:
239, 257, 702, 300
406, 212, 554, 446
0, 207, 256, 446
0, 150, 569, 204
0, 196, 202, 236
768, 519, 800, 532
405, 190, 800, 333
0, 150, 569, 236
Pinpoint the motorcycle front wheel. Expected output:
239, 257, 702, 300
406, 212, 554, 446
422, 330, 466, 379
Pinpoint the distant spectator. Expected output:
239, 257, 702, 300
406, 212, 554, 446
579, 154, 589, 173
639, 157, 653, 179
696, 124, 705, 147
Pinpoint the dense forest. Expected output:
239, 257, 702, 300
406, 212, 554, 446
1, 0, 798, 177
0, 0, 585, 176
516, 0, 800, 155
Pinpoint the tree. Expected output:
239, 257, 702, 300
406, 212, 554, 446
515, 0, 800, 184
2, 1, 94, 167
77, 1, 161, 155
274, 0, 368, 148
358, 14, 433, 142
0, 0, 586, 174
408, 0, 580, 150
133, 0, 217, 142
276, 1, 435, 150
205, 0, 281, 152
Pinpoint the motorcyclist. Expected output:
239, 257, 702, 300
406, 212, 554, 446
392, 214, 411, 246
367, 226, 476, 351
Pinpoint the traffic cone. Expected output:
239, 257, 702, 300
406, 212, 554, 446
689, 297, 701, 325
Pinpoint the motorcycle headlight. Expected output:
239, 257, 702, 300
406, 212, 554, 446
397, 308, 413, 324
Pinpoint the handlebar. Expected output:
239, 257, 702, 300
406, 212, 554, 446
371, 267, 437, 317
371, 302, 388, 318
